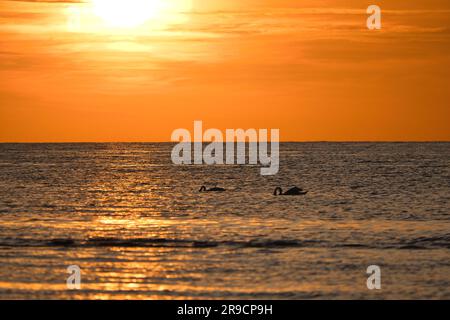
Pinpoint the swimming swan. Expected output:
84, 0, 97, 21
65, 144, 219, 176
199, 186, 226, 192
274, 186, 308, 196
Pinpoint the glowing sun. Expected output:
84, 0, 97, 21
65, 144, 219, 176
91, 0, 190, 28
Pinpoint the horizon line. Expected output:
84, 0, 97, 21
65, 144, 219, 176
1, 140, 449, 144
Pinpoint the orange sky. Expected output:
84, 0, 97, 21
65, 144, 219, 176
1, 0, 449, 142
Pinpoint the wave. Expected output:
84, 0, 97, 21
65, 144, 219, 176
1, 235, 449, 249
402, 234, 450, 249
0, 237, 318, 249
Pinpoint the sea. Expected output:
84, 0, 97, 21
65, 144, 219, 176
0, 142, 449, 299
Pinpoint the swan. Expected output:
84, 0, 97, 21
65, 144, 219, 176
199, 186, 226, 192
274, 186, 308, 196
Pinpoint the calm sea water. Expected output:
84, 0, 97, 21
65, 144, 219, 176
0, 143, 449, 299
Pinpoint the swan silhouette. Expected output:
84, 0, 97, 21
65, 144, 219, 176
199, 186, 226, 192
274, 186, 308, 196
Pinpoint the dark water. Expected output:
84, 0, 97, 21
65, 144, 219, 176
0, 142, 449, 299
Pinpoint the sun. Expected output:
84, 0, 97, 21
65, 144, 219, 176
91, 0, 175, 28
92, 0, 166, 28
